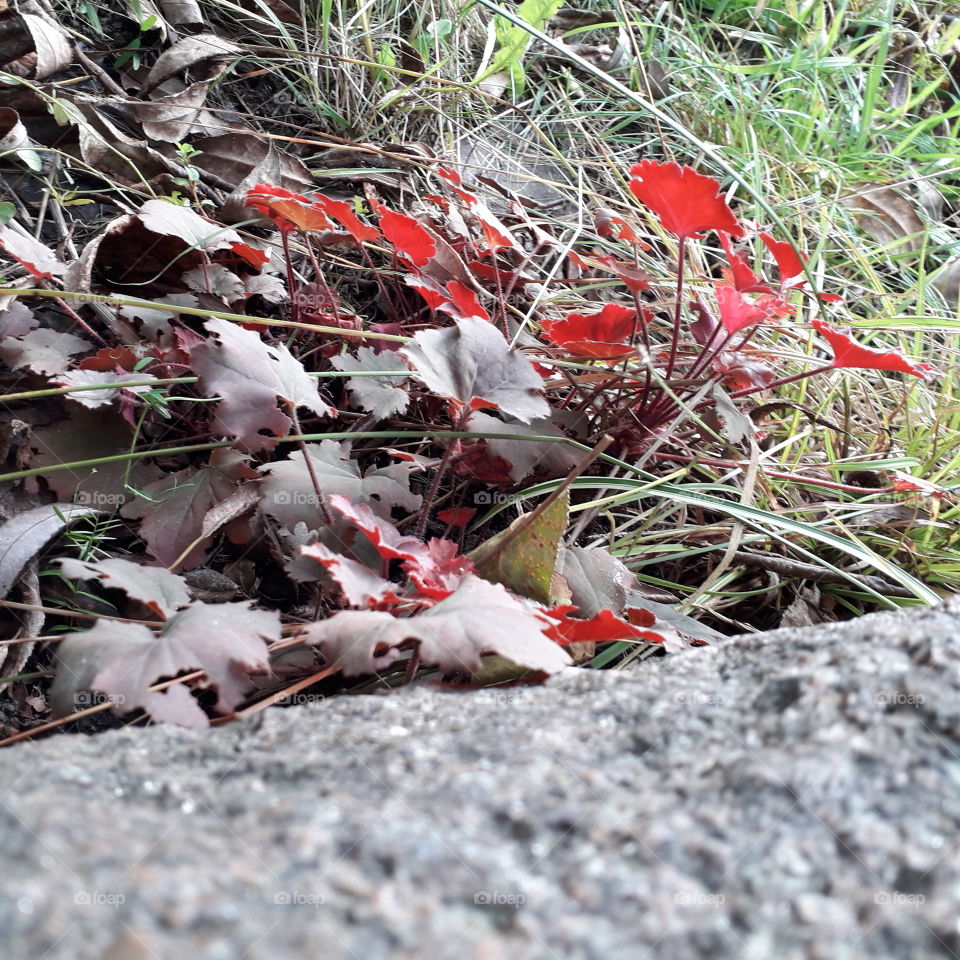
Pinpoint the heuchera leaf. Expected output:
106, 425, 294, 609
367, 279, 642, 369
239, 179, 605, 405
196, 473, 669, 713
593, 255, 651, 294
438, 507, 476, 527
400, 315, 549, 422
51, 601, 279, 727
0, 329, 91, 375
301, 574, 571, 676
120, 450, 259, 570
331, 346, 410, 419
628, 161, 744, 239
593, 208, 648, 247
257, 441, 421, 531
539, 606, 664, 645
138, 199, 243, 251
718, 233, 773, 294
191, 317, 334, 451
58, 556, 191, 618
466, 411, 581, 483
329, 495, 474, 600
760, 232, 805, 286
716, 283, 792, 335
0, 226, 66, 278
246, 184, 333, 233
311, 194, 381, 244
811, 319, 936, 379
378, 206, 436, 267
300, 541, 400, 608
442, 280, 491, 322
541, 304, 640, 359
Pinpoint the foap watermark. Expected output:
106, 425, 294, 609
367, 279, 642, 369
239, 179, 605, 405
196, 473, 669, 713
874, 890, 926, 907
473, 491, 509, 506
673, 691, 726, 708
473, 689, 534, 707
473, 890, 526, 908
74, 490, 126, 507
674, 892, 726, 907
275, 692, 326, 706
74, 890, 125, 909
272, 490, 321, 506
274, 890, 326, 907
73, 691, 126, 710
875, 691, 926, 706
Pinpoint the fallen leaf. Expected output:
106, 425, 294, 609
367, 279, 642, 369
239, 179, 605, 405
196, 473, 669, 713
469, 491, 569, 604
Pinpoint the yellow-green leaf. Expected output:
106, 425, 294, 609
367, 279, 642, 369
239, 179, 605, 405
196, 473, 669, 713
468, 490, 569, 604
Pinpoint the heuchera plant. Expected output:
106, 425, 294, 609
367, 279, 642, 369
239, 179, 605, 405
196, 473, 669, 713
27, 159, 937, 728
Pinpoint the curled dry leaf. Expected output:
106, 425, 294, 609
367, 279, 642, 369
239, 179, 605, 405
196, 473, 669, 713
842, 185, 926, 255
0, 7, 73, 80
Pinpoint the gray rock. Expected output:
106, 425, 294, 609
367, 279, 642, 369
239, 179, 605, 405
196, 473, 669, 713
3, 599, 960, 959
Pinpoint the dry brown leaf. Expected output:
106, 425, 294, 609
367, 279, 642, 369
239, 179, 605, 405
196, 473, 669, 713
0, 5, 73, 80
842, 184, 926, 254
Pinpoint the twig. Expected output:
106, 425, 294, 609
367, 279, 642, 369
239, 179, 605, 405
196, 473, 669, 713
732, 550, 917, 598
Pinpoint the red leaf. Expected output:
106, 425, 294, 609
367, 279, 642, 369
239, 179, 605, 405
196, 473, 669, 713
541, 303, 640, 358
246, 184, 332, 233
404, 274, 448, 309
330, 494, 424, 562
78, 347, 138, 372
438, 507, 476, 527
312, 194, 381, 244
441, 280, 490, 322
378, 206, 436, 267
718, 233, 773, 294
437, 166, 478, 205
405, 538, 475, 600
228, 241, 270, 269
469, 261, 532, 287
759, 232, 804, 285
716, 283, 792, 335
328, 494, 475, 600
594, 255, 652, 294
450, 440, 513, 485
628, 161, 744, 239
539, 606, 664, 645
594, 208, 648, 247
811, 320, 936, 379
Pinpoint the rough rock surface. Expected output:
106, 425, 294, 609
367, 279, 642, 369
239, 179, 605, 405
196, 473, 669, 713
3, 599, 960, 959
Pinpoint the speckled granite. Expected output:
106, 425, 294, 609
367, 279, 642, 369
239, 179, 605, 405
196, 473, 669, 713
2, 599, 960, 959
